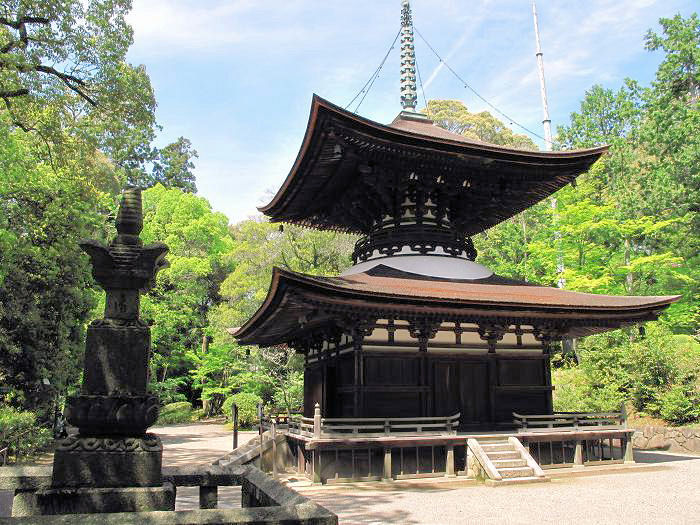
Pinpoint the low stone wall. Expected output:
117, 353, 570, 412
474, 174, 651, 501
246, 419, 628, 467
632, 426, 700, 454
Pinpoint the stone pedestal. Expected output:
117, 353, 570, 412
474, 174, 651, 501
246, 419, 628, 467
52, 435, 163, 488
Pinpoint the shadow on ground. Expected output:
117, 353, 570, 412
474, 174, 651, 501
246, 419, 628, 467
634, 450, 700, 463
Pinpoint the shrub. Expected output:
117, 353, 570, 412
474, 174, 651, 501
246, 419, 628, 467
554, 323, 700, 425
223, 392, 262, 427
0, 406, 52, 461
0, 406, 36, 440
156, 401, 194, 425
657, 385, 700, 426
553, 368, 625, 412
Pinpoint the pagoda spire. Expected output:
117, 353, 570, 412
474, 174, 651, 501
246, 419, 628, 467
400, 0, 418, 112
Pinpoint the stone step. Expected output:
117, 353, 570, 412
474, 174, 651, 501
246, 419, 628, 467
481, 443, 515, 452
486, 451, 521, 460
492, 458, 527, 469
498, 467, 534, 479
486, 476, 550, 487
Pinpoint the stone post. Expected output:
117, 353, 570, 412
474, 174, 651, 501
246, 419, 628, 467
41, 187, 172, 515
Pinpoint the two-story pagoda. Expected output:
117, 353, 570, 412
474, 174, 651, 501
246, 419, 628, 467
234, 2, 679, 432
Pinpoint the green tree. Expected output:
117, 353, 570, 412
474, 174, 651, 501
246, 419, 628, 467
150, 137, 198, 193
0, 126, 110, 414
139, 185, 233, 401
424, 99, 538, 150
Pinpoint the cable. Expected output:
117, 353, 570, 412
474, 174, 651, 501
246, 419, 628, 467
345, 28, 401, 112
414, 26, 546, 142
415, 53, 428, 111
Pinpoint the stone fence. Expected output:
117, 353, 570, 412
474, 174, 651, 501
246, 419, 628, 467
632, 426, 700, 454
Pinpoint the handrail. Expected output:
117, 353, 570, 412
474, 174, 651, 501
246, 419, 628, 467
467, 438, 502, 481
287, 412, 461, 438
513, 408, 626, 432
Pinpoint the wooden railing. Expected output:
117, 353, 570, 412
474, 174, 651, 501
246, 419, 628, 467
513, 406, 626, 432
284, 404, 460, 438
321, 413, 460, 437
285, 416, 315, 437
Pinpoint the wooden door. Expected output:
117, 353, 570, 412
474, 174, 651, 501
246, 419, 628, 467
458, 361, 489, 426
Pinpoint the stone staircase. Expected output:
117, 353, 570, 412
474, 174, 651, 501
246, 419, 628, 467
467, 436, 549, 486
214, 430, 274, 467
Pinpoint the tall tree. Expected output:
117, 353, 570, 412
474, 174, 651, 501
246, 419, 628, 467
424, 99, 538, 150
150, 137, 198, 193
139, 185, 233, 400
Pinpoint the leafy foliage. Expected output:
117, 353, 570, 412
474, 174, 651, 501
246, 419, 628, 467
223, 392, 262, 427
423, 99, 537, 150
155, 401, 197, 426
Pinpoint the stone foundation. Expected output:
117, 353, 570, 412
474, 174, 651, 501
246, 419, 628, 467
12, 483, 175, 517
632, 426, 700, 454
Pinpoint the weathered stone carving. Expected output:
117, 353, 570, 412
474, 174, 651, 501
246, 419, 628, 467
40, 187, 175, 512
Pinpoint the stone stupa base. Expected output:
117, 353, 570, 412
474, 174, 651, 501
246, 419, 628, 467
8, 433, 174, 517
51, 434, 163, 488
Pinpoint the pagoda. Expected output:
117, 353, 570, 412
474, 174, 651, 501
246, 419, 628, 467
234, 1, 679, 432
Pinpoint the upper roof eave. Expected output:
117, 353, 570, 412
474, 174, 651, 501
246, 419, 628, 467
258, 95, 609, 216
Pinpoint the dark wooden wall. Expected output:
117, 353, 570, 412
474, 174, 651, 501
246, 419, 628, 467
303, 351, 552, 429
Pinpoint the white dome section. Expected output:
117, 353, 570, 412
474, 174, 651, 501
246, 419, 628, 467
341, 255, 494, 280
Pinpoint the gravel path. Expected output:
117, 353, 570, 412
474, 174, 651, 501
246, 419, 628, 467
152, 422, 258, 467
2, 424, 699, 524
302, 451, 700, 525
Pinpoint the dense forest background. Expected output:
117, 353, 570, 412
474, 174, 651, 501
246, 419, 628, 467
1, 3, 698, 446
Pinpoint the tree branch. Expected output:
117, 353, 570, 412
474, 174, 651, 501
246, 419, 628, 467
35, 65, 97, 106
0, 16, 50, 29
0, 88, 29, 98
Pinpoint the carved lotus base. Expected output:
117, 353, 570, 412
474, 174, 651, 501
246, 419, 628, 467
64, 394, 159, 436
51, 433, 163, 488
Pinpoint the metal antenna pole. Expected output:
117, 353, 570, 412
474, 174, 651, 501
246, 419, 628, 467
532, 0, 552, 151
532, 1, 563, 289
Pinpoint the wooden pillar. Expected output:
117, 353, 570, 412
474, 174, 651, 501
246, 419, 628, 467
478, 324, 506, 427
574, 439, 584, 467
350, 324, 370, 417
383, 447, 392, 481
624, 435, 634, 463
542, 343, 554, 414
410, 319, 440, 417
313, 403, 321, 438
298, 442, 305, 474
271, 420, 278, 479
199, 486, 217, 509
446, 445, 456, 477
487, 354, 497, 425
312, 450, 322, 484
534, 327, 560, 415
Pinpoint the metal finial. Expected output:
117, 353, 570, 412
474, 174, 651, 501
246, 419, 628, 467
400, 0, 417, 112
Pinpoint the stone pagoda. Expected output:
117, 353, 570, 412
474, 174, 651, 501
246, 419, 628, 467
13, 188, 173, 515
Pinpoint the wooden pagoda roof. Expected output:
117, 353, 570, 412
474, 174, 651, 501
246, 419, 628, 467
234, 266, 680, 346
258, 96, 608, 236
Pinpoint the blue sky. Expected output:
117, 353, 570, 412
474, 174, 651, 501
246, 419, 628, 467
126, 0, 697, 224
